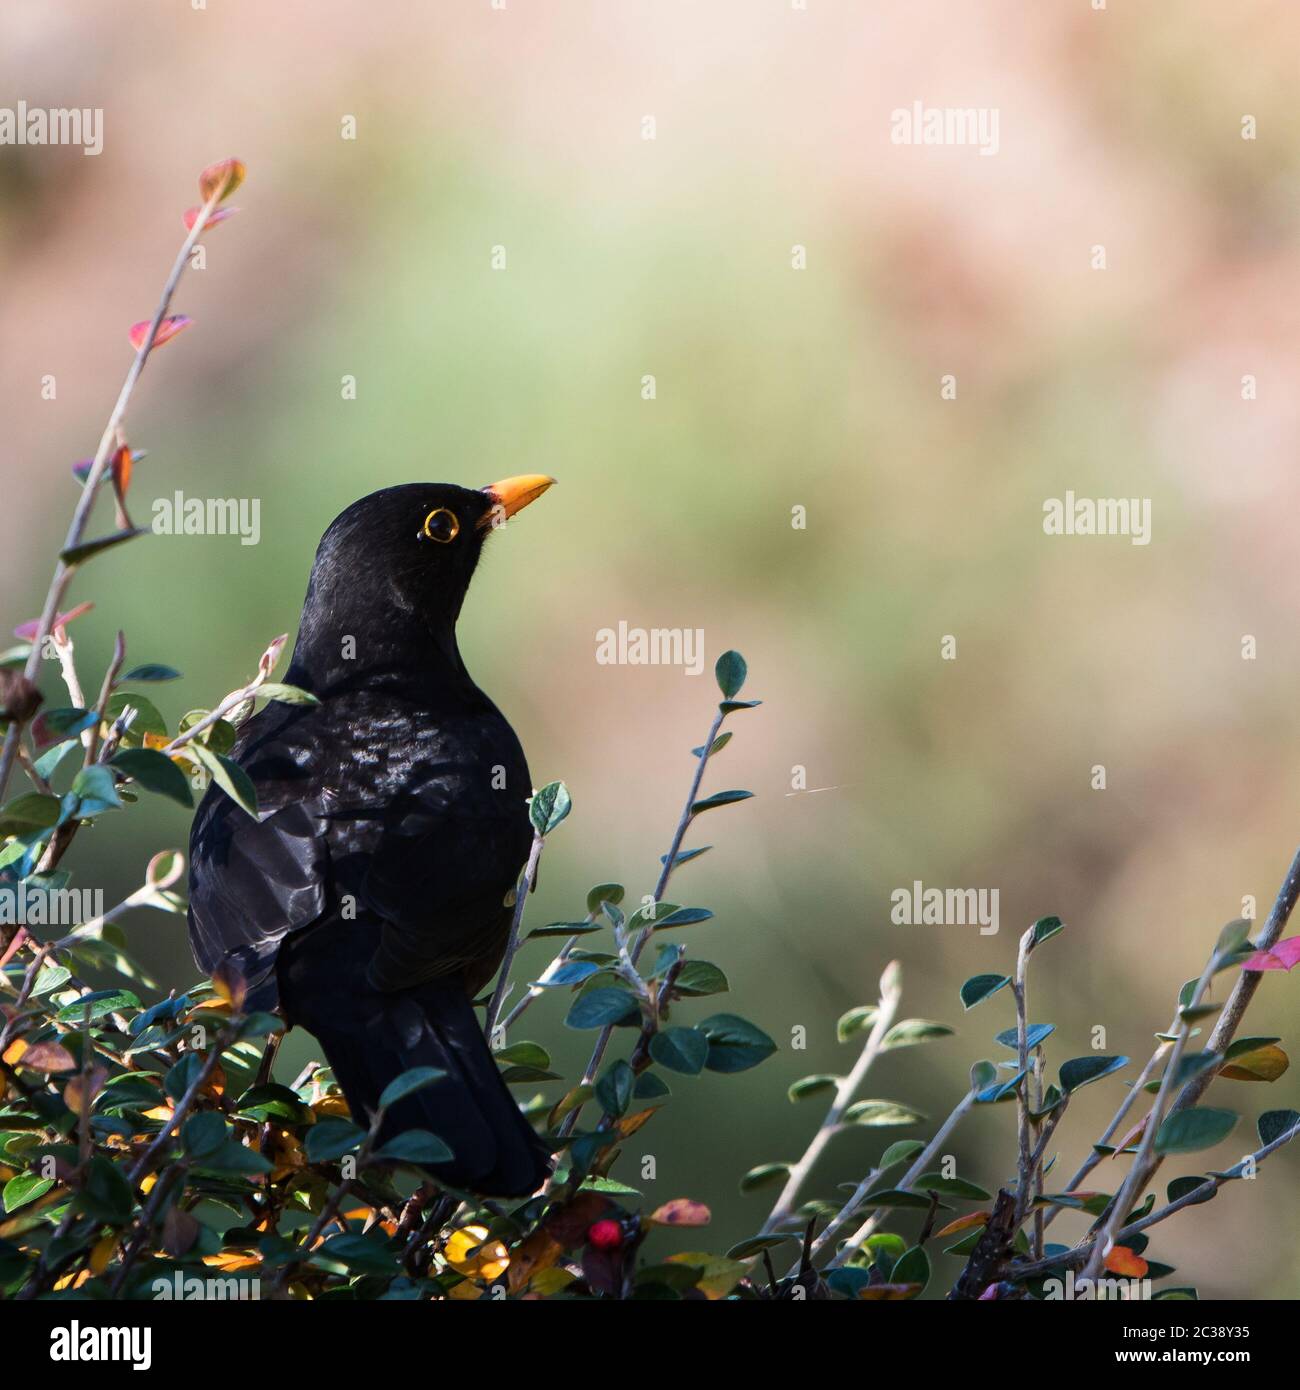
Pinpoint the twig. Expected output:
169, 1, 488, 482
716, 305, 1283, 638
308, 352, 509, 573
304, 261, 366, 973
0, 181, 225, 803
1080, 938, 1221, 1282
823, 1081, 980, 1270
558, 705, 725, 1138
1012, 1117, 1300, 1283
760, 961, 902, 1236
485, 829, 544, 1042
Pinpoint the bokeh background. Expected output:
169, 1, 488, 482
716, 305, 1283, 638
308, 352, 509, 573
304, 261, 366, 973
3, 0, 1299, 1298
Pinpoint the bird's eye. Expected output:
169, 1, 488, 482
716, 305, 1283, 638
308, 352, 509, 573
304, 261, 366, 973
421, 508, 459, 544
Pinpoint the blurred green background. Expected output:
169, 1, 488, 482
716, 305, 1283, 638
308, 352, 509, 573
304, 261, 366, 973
2, 0, 1299, 1296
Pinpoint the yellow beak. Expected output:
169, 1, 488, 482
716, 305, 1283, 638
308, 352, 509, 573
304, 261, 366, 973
480, 474, 556, 527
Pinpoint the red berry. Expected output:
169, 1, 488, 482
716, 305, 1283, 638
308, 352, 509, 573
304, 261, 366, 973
588, 1218, 623, 1250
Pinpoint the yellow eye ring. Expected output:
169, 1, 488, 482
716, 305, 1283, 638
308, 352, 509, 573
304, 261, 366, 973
422, 508, 460, 543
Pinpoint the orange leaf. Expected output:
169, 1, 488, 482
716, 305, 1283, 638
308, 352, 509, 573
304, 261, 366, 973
198, 158, 245, 204
616, 1106, 660, 1138
648, 1198, 711, 1227
2, 1038, 27, 1067
933, 1210, 989, 1239
859, 1282, 923, 1300
1105, 1244, 1149, 1278
65, 1065, 109, 1115
507, 1227, 563, 1294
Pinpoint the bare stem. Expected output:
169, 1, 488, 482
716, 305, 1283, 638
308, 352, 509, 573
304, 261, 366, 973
760, 961, 902, 1236
485, 830, 545, 1041
0, 185, 222, 803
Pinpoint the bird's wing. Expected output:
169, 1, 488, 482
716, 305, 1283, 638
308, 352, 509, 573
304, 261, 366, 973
187, 702, 329, 1006
359, 718, 532, 993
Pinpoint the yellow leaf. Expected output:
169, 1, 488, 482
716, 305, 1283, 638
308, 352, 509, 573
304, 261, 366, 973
444, 1224, 509, 1281
1220, 1044, 1289, 1083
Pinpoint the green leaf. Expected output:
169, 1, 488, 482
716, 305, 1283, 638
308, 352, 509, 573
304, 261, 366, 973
882, 1020, 954, 1050
855, 1188, 950, 1211
960, 974, 1011, 1010
121, 664, 182, 682
693, 732, 733, 758
995, 1024, 1055, 1051
564, 988, 639, 1030
595, 1060, 635, 1117
374, 1130, 453, 1166
890, 1245, 930, 1295
110, 747, 194, 807
493, 1042, 551, 1069
3, 1173, 53, 1214
304, 1118, 366, 1163
1166, 1175, 1215, 1206
879, 1139, 926, 1170
525, 921, 604, 940
739, 1162, 790, 1193
378, 1066, 446, 1111
652, 906, 714, 930
696, 1013, 777, 1073
105, 691, 169, 739
727, 1233, 797, 1259
837, 1005, 878, 1043
660, 846, 711, 869
719, 699, 761, 714
1154, 1107, 1239, 1155
0, 792, 62, 836
1258, 1109, 1300, 1146
844, 1100, 925, 1127
648, 1027, 709, 1076
35, 707, 98, 739
586, 883, 624, 913
56, 988, 140, 1023
182, 1111, 229, 1160
714, 650, 747, 699
316, 1231, 399, 1276
234, 1084, 313, 1125
690, 789, 753, 815
909, 1173, 991, 1201
61, 527, 148, 565
529, 781, 572, 835
1029, 916, 1064, 947
189, 743, 258, 818
1059, 1055, 1129, 1092
257, 682, 320, 706
670, 960, 729, 997
76, 1156, 133, 1225
70, 764, 123, 817
975, 1069, 1025, 1103
788, 1074, 840, 1102
633, 1071, 671, 1100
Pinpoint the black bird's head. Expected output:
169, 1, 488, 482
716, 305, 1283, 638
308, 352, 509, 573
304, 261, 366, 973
287, 475, 555, 696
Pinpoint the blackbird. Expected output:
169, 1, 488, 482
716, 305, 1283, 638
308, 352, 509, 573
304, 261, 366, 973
187, 476, 556, 1195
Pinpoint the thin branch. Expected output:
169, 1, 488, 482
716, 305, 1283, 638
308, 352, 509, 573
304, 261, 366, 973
0, 184, 223, 802
558, 705, 726, 1138
824, 1082, 980, 1270
760, 961, 902, 1236
1013, 1117, 1300, 1283
485, 829, 545, 1041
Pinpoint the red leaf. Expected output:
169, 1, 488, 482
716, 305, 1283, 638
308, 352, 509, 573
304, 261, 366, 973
15, 600, 93, 641
647, 1198, 711, 1227
184, 205, 239, 231
198, 157, 245, 204
129, 315, 192, 352
1105, 1244, 1149, 1278
1242, 937, 1300, 972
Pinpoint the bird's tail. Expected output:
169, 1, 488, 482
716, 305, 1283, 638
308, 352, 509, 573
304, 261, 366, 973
278, 925, 551, 1196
